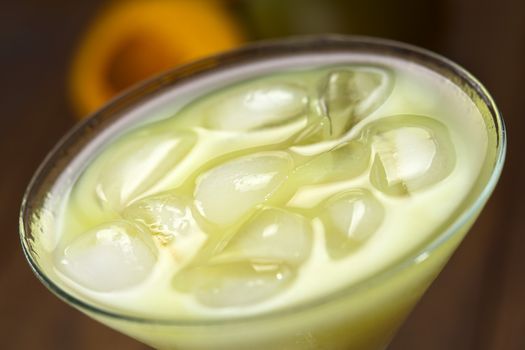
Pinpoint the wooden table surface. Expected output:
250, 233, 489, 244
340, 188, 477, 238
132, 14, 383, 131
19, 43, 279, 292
1, 0, 524, 349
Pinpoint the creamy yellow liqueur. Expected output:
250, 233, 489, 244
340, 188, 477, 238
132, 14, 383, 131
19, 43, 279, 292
37, 56, 487, 320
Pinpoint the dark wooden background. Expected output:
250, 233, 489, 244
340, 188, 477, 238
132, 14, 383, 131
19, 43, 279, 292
1, 0, 524, 349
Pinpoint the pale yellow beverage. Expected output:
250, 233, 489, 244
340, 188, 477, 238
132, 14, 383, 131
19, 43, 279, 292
21, 37, 505, 350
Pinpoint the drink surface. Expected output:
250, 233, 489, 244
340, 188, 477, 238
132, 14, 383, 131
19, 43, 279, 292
37, 54, 488, 319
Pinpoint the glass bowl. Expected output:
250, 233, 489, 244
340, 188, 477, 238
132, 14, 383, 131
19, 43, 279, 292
20, 35, 506, 350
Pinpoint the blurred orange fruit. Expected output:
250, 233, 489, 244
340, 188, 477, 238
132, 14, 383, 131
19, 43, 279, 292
70, 0, 244, 118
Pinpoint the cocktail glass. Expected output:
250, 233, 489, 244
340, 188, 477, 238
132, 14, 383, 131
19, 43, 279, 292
20, 36, 506, 350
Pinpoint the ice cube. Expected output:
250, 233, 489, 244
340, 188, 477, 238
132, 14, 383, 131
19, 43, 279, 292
318, 66, 393, 137
76, 130, 196, 213
203, 82, 309, 131
218, 208, 312, 265
58, 221, 157, 292
320, 189, 384, 259
123, 194, 207, 263
173, 260, 294, 307
124, 194, 195, 242
194, 152, 294, 226
291, 140, 371, 185
364, 115, 456, 196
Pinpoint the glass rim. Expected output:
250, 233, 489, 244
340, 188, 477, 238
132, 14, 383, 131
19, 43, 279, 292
19, 34, 506, 326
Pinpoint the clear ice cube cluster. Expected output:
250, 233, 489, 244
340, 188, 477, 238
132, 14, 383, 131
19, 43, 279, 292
59, 65, 456, 307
